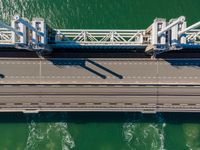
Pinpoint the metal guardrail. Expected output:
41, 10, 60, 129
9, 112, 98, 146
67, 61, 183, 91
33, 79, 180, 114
0, 26, 199, 51
54, 29, 145, 46
0, 28, 13, 44
186, 29, 200, 43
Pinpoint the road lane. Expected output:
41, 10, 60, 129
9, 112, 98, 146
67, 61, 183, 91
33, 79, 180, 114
1, 58, 200, 112
1, 58, 200, 84
0, 85, 200, 113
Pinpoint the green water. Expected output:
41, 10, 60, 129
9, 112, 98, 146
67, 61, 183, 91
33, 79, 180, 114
1, 0, 200, 29
1, 113, 200, 150
0, 0, 200, 149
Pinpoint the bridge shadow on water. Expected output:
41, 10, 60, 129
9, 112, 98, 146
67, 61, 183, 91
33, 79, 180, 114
0, 112, 200, 124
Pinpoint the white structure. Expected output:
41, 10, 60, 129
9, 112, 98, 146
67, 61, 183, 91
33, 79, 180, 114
152, 16, 185, 47
11, 15, 49, 52
0, 15, 199, 56
145, 16, 200, 56
157, 16, 185, 36
54, 29, 145, 48
13, 15, 47, 46
170, 18, 187, 45
151, 18, 167, 45
32, 18, 47, 45
11, 17, 27, 44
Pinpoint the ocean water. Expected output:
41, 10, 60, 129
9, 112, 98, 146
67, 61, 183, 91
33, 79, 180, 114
0, 0, 200, 149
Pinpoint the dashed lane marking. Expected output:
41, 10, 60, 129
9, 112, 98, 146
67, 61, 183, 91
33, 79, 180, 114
1, 61, 200, 66
3, 76, 200, 79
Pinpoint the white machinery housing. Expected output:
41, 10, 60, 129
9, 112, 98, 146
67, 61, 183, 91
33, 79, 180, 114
32, 18, 47, 45
11, 18, 27, 44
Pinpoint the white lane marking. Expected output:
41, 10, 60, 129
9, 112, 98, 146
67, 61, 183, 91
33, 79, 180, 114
3, 75, 200, 80
0, 62, 39, 65
89, 62, 161, 66
1, 61, 200, 67
39, 60, 42, 77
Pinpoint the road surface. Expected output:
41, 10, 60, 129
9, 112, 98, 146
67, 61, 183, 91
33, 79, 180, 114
1, 58, 200, 113
0, 85, 200, 113
1, 58, 200, 84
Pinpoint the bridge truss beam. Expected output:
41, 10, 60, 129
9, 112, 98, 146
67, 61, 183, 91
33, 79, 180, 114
54, 29, 145, 48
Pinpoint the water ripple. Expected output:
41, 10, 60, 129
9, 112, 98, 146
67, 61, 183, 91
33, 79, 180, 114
123, 113, 166, 150
24, 113, 75, 150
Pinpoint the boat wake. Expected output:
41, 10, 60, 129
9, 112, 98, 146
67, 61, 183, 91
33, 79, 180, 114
24, 113, 75, 150
183, 123, 200, 150
123, 113, 166, 150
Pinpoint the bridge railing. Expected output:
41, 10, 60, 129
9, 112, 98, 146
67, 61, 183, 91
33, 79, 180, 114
0, 28, 13, 44
186, 29, 200, 44
54, 29, 146, 46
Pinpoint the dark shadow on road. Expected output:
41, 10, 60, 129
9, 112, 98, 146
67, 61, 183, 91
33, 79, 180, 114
1, 47, 200, 59
49, 58, 106, 79
87, 59, 123, 79
0, 74, 5, 79
83, 65, 106, 79
47, 48, 147, 58
48, 58, 123, 79
0, 47, 148, 58
164, 59, 200, 68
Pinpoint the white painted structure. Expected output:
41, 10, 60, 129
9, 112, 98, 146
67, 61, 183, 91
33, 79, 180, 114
54, 29, 145, 48
170, 18, 187, 45
151, 18, 167, 45
0, 15, 199, 56
32, 18, 47, 45
145, 16, 200, 56
11, 16, 27, 44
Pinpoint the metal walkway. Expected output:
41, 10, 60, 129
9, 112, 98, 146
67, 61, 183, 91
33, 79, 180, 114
0, 15, 200, 56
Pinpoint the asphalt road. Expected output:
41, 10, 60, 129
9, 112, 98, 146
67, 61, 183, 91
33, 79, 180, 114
1, 58, 200, 84
0, 85, 200, 113
1, 58, 200, 112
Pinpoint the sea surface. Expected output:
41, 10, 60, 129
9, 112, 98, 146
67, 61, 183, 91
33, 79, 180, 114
0, 0, 200, 149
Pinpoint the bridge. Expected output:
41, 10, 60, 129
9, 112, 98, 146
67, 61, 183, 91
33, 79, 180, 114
0, 15, 200, 113
0, 15, 200, 57
1, 84, 200, 113
0, 57, 200, 113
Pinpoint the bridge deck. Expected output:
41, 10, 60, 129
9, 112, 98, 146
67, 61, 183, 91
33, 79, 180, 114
1, 58, 200, 113
1, 58, 200, 85
0, 85, 200, 113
